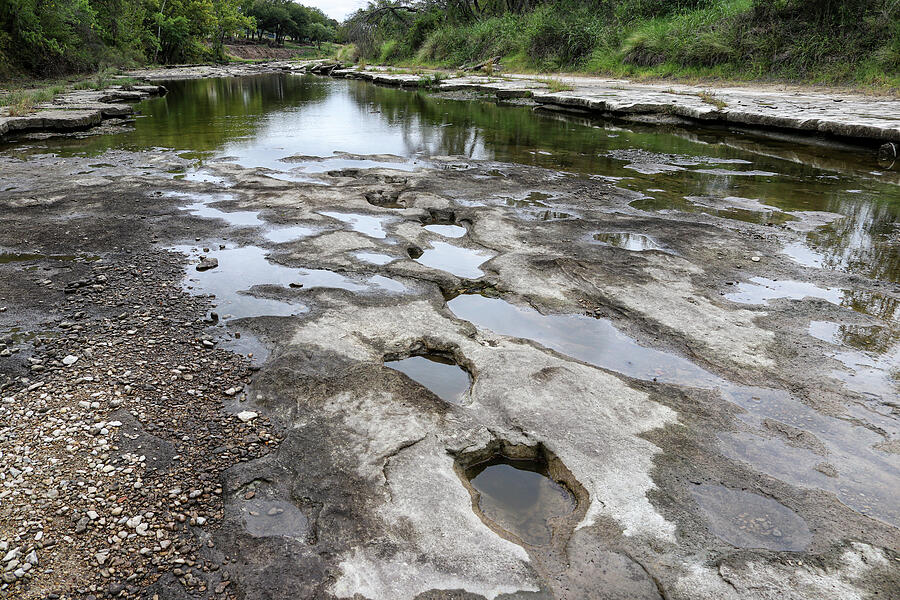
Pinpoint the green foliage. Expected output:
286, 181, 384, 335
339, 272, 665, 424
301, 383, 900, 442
243, 0, 337, 47
539, 77, 574, 92
344, 0, 900, 86
3, 84, 65, 114
416, 70, 445, 87
0, 0, 329, 77
523, 5, 599, 68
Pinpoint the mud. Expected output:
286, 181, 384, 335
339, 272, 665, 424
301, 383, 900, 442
0, 70, 898, 600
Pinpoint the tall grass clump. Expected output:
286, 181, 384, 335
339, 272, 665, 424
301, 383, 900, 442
343, 0, 900, 87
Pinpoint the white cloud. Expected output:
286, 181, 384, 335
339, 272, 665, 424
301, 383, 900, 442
304, 0, 369, 21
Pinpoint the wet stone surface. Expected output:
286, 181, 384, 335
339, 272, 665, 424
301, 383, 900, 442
1, 70, 898, 600
691, 484, 812, 551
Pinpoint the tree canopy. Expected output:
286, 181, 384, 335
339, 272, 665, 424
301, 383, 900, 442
0, 0, 336, 76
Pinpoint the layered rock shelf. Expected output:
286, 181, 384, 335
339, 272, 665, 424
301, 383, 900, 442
0, 85, 167, 139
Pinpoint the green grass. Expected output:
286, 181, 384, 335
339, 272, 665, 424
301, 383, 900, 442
2, 68, 145, 115
539, 77, 575, 92
697, 90, 727, 109
2, 85, 65, 114
417, 72, 447, 88
348, 0, 900, 91
70, 67, 140, 90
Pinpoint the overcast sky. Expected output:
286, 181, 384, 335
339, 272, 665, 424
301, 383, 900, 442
305, 0, 369, 21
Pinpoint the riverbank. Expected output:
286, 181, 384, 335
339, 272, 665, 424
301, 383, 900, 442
3, 61, 899, 154
1, 66, 898, 599
331, 65, 900, 147
342, 1, 900, 90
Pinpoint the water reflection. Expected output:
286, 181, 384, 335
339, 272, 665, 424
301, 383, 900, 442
724, 277, 843, 306
385, 354, 471, 403
415, 241, 492, 279
5, 73, 895, 290
448, 293, 900, 526
174, 244, 406, 319
466, 458, 576, 546
592, 232, 666, 252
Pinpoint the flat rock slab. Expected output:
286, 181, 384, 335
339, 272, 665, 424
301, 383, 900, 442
0, 109, 102, 136
0, 84, 165, 139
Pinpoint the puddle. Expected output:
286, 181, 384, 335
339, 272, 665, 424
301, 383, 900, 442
724, 277, 843, 306
219, 327, 271, 365
319, 211, 391, 239
424, 224, 467, 238
264, 225, 317, 244
184, 199, 263, 227
532, 210, 573, 221
174, 244, 405, 319
385, 354, 471, 403
809, 320, 842, 344
831, 346, 900, 399
355, 252, 396, 265
808, 321, 899, 400
448, 294, 900, 527
415, 242, 492, 279
239, 499, 308, 539
175, 245, 306, 319
782, 241, 827, 269
182, 169, 230, 185
447, 294, 719, 386
592, 232, 665, 251
177, 194, 317, 244
368, 275, 407, 293
718, 386, 900, 528
465, 457, 576, 546
691, 484, 811, 551
498, 191, 554, 208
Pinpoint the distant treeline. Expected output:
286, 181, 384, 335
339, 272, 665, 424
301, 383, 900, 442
0, 0, 337, 77
342, 0, 900, 85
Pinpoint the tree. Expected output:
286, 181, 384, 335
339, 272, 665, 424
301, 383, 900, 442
212, 0, 253, 59
308, 21, 333, 49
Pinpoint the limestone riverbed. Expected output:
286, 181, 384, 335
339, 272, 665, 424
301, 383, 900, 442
0, 70, 898, 599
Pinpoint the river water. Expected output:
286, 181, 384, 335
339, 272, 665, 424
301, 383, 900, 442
8, 74, 897, 287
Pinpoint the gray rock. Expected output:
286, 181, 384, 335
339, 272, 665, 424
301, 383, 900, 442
196, 257, 218, 271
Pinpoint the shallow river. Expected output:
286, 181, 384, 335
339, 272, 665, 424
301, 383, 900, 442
9, 73, 898, 286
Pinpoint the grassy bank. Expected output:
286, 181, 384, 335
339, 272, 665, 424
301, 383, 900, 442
342, 0, 900, 89
1, 68, 143, 115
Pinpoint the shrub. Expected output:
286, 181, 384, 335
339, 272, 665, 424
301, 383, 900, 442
621, 21, 669, 66
378, 39, 401, 63
524, 6, 599, 68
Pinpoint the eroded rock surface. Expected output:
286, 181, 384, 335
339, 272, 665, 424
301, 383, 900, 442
0, 76, 897, 600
